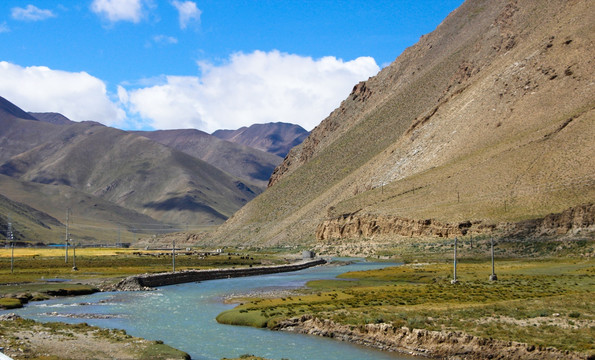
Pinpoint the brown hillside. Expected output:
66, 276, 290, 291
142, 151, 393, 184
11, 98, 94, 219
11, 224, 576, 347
0, 101, 262, 240
136, 129, 282, 189
213, 122, 309, 158
207, 0, 594, 247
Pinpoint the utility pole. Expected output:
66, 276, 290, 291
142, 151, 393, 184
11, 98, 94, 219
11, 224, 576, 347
8, 219, 14, 274
65, 208, 70, 263
451, 237, 458, 284
72, 239, 77, 271
489, 237, 497, 281
172, 240, 176, 272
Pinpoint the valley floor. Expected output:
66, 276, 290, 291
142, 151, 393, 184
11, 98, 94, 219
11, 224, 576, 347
217, 240, 595, 360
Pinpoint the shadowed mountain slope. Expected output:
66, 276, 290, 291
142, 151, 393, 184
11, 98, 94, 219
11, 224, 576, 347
0, 100, 263, 241
0, 96, 38, 121
0, 174, 172, 243
0, 121, 259, 224
136, 129, 282, 189
207, 0, 595, 246
212, 122, 309, 158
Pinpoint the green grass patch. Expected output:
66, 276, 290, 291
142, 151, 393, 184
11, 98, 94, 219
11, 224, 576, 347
218, 258, 595, 356
0, 297, 23, 309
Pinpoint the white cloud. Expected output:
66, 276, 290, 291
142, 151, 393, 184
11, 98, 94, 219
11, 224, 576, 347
11, 5, 55, 21
0, 22, 9, 33
90, 0, 144, 23
122, 50, 379, 132
153, 34, 178, 45
171, 0, 201, 29
0, 61, 125, 125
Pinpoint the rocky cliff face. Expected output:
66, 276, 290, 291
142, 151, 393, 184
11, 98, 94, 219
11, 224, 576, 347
316, 204, 594, 241
510, 203, 595, 237
316, 213, 492, 240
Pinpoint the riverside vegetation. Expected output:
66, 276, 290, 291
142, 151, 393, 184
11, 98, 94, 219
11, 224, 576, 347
0, 247, 286, 309
217, 237, 594, 358
0, 247, 291, 360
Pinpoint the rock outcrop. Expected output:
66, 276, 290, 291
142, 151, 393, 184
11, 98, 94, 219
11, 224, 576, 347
510, 203, 595, 237
274, 315, 587, 360
316, 204, 594, 241
316, 213, 494, 240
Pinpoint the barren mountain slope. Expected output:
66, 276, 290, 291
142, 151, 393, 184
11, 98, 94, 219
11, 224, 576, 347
207, 0, 594, 246
0, 103, 262, 230
137, 129, 282, 188
0, 175, 169, 243
213, 122, 309, 157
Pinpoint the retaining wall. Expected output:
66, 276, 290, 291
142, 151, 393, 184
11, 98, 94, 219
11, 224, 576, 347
122, 258, 327, 288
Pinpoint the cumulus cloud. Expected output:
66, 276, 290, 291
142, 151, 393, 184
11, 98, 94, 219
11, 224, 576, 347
171, 0, 201, 29
0, 61, 125, 125
91, 0, 144, 23
11, 5, 55, 21
121, 50, 379, 132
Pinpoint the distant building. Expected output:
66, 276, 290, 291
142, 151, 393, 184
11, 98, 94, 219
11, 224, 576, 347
302, 250, 315, 259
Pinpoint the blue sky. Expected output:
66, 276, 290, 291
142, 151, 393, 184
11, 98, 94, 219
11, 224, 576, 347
0, 1, 464, 132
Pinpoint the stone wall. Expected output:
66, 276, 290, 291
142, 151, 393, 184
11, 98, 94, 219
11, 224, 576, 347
112, 259, 326, 290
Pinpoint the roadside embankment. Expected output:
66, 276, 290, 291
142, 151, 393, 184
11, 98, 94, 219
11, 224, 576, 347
273, 315, 587, 360
110, 258, 327, 290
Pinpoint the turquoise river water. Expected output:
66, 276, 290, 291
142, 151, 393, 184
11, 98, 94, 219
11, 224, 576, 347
5, 261, 419, 360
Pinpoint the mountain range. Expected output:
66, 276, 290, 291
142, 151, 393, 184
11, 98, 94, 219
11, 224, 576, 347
0, 96, 308, 243
206, 0, 594, 247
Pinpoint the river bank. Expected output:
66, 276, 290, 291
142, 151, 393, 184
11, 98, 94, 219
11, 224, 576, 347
216, 258, 594, 359
0, 313, 190, 360
273, 315, 586, 360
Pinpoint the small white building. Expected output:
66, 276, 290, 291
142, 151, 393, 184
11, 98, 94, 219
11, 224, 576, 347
302, 250, 315, 259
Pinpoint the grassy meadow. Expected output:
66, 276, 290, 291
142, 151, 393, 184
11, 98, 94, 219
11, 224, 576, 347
0, 247, 282, 309
217, 256, 594, 355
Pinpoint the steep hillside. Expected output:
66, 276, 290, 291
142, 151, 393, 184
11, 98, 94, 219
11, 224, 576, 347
207, 0, 595, 247
0, 99, 263, 241
213, 122, 309, 157
0, 175, 169, 244
136, 129, 282, 188
0, 122, 259, 225
0, 96, 38, 121
0, 192, 63, 242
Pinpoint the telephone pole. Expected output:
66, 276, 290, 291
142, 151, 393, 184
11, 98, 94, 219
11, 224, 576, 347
65, 208, 70, 263
72, 239, 77, 271
8, 219, 14, 274
172, 240, 176, 272
489, 237, 498, 281
451, 237, 458, 284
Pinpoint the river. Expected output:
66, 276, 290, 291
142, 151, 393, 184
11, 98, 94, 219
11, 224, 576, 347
7, 260, 418, 360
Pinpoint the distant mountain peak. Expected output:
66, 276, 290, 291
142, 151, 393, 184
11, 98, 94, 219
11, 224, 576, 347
212, 122, 309, 157
0, 96, 38, 121
29, 112, 74, 125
